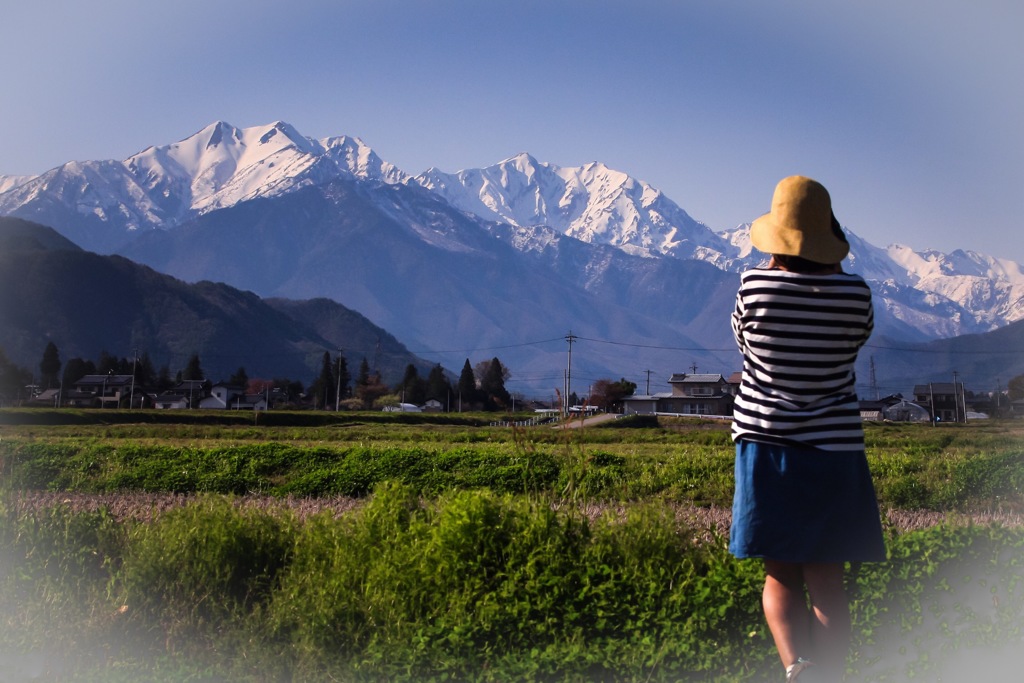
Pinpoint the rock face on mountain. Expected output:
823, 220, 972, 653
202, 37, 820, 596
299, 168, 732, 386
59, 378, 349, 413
2, 120, 1021, 394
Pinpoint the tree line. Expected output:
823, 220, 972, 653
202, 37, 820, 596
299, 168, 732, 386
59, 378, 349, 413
3, 341, 648, 413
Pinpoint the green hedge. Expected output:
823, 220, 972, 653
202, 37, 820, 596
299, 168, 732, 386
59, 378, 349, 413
2, 489, 1022, 682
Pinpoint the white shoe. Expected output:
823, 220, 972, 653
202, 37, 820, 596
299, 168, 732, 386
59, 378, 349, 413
785, 657, 815, 682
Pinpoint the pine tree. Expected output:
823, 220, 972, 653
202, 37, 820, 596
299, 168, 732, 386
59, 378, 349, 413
97, 350, 119, 376
479, 357, 511, 411
457, 359, 478, 411
427, 363, 451, 405
63, 358, 95, 385
39, 342, 61, 389
134, 352, 157, 388
310, 352, 335, 410
336, 354, 351, 400
357, 357, 371, 388
229, 367, 249, 387
0, 348, 33, 404
399, 364, 427, 406
182, 354, 204, 381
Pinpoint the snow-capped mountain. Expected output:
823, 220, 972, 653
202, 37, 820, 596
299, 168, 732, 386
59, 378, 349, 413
0, 121, 405, 252
415, 153, 733, 263
419, 162, 1024, 334
1, 119, 1021, 364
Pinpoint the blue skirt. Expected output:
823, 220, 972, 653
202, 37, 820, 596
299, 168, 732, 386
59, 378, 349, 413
729, 439, 886, 563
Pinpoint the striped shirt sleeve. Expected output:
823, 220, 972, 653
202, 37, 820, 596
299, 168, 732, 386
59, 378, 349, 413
731, 268, 873, 452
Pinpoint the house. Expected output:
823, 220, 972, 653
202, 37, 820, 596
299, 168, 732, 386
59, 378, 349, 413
153, 393, 190, 410
662, 373, 735, 416
200, 383, 268, 411
71, 374, 136, 408
622, 393, 672, 416
913, 382, 973, 422
422, 399, 445, 412
623, 373, 735, 417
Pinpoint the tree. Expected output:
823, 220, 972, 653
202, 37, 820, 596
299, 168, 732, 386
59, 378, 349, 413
457, 359, 478, 410
1008, 374, 1024, 401
157, 365, 174, 391
356, 370, 389, 409
0, 348, 33, 405
356, 357, 371, 389
135, 352, 157, 388
336, 354, 351, 401
39, 342, 61, 389
479, 357, 511, 411
427, 364, 451, 406
590, 377, 637, 412
97, 350, 119, 376
398, 364, 427, 406
182, 354, 204, 381
229, 366, 249, 387
63, 358, 95, 385
309, 352, 336, 410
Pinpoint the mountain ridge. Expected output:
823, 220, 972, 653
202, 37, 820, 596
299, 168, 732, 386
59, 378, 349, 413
0, 217, 430, 387
1, 120, 1021, 395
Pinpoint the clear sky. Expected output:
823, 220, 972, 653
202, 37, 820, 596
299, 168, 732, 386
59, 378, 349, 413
2, 0, 1021, 262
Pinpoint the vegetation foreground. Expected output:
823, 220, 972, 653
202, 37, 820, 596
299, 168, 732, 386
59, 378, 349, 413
1, 410, 1022, 682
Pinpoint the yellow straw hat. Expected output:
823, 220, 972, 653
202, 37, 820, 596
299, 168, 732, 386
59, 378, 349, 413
750, 175, 850, 264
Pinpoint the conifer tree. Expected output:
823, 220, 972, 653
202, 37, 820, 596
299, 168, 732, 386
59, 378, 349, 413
457, 359, 478, 410
336, 354, 351, 400
39, 342, 61, 389
182, 354, 204, 381
310, 352, 335, 410
63, 358, 95, 385
399, 364, 427, 405
479, 357, 511, 411
229, 366, 249, 387
427, 363, 451, 405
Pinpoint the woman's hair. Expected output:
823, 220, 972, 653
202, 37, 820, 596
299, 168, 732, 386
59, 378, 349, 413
772, 253, 840, 274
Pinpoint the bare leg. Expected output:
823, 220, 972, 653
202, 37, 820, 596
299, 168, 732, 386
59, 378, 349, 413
763, 560, 810, 670
802, 562, 850, 680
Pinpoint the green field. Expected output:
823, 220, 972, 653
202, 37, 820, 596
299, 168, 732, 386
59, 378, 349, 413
1, 410, 1022, 682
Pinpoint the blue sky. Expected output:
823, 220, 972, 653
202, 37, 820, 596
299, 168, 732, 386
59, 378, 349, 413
3, 0, 1022, 262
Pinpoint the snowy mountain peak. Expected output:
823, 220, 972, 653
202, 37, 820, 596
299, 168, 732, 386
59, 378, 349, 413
1, 119, 1021, 340
321, 134, 409, 184
415, 154, 725, 260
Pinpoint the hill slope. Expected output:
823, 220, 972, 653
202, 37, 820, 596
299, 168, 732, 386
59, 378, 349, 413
0, 218, 428, 385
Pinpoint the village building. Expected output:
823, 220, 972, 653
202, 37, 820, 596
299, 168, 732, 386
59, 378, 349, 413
623, 372, 737, 417
199, 383, 268, 411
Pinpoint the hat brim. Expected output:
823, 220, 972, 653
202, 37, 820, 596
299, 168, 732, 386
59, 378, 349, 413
750, 212, 850, 264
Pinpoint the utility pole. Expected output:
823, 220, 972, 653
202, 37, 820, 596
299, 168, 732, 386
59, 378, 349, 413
952, 370, 961, 423
645, 369, 652, 395
335, 350, 343, 412
565, 331, 577, 413
869, 356, 878, 400
130, 348, 138, 410
689, 362, 698, 374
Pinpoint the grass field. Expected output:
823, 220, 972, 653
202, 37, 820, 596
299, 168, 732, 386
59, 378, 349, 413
1, 410, 1022, 682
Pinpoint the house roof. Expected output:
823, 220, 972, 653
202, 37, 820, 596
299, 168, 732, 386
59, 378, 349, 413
74, 374, 134, 387
668, 373, 725, 384
913, 383, 964, 394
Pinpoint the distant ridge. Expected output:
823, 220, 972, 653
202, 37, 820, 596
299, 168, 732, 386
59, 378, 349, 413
2, 120, 1022, 395
0, 217, 431, 386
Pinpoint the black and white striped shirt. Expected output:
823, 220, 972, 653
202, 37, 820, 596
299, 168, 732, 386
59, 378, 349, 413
731, 268, 873, 452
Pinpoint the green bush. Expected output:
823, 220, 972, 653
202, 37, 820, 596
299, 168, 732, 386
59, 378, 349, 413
113, 496, 296, 647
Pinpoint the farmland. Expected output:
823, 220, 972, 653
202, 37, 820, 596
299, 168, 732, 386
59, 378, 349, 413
1, 410, 1022, 682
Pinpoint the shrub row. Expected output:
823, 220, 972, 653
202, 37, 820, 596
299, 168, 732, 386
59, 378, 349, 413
2, 435, 1021, 511
2, 489, 1022, 682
